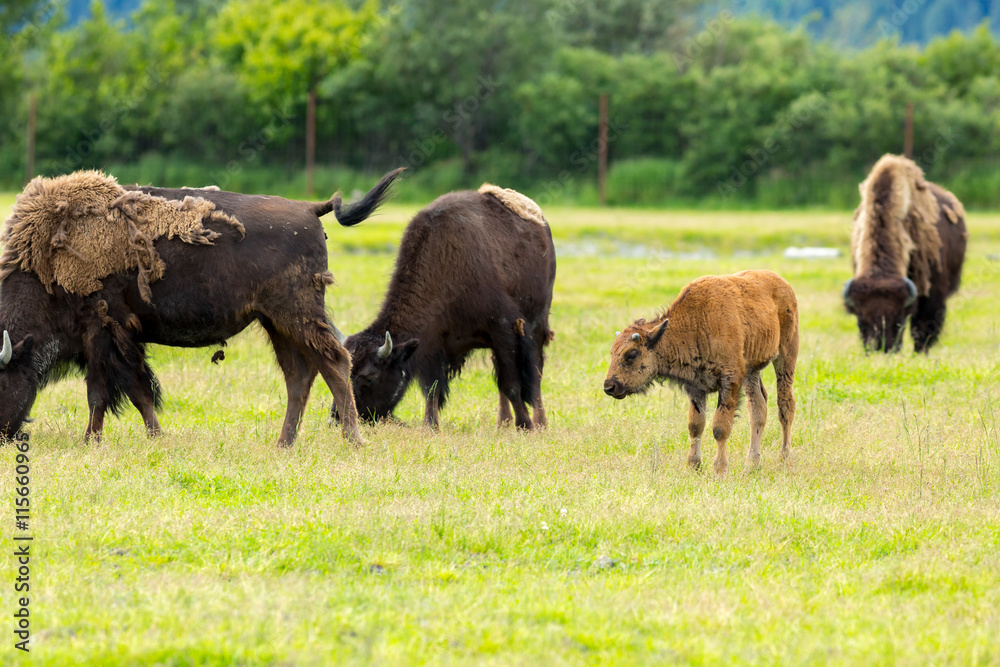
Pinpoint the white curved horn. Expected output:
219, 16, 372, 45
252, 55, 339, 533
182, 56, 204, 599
331, 323, 348, 346
0, 330, 11, 368
377, 331, 393, 360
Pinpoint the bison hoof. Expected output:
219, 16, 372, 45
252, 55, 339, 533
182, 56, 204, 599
713, 458, 728, 477
687, 456, 702, 471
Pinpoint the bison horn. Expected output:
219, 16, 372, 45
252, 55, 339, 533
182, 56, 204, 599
377, 331, 393, 360
903, 278, 918, 307
331, 323, 348, 346
842, 279, 855, 309
0, 330, 11, 368
631, 333, 640, 342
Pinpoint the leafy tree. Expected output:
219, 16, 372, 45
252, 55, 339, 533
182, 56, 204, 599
214, 0, 377, 194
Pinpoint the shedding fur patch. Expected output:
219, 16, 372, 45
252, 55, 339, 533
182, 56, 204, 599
851, 155, 962, 296
313, 270, 336, 291
478, 184, 547, 226
0, 170, 245, 303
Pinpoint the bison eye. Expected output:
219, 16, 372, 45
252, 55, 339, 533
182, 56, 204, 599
626, 350, 639, 363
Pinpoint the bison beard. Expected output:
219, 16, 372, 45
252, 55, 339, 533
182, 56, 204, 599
0, 168, 404, 445
342, 186, 556, 431
604, 270, 798, 476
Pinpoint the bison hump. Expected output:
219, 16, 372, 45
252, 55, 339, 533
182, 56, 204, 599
478, 184, 547, 226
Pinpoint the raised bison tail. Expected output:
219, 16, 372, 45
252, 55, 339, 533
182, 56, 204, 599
315, 167, 406, 226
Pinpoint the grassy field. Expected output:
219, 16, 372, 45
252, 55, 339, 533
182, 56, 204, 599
1, 195, 999, 665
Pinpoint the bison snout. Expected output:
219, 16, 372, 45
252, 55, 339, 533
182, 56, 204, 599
604, 378, 626, 399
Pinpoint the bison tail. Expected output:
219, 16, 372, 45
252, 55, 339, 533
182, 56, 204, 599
315, 167, 406, 226
516, 333, 540, 407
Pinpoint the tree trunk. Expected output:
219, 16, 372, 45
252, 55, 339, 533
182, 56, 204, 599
306, 87, 317, 197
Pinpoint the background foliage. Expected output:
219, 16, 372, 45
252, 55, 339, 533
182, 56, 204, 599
2, 0, 1000, 207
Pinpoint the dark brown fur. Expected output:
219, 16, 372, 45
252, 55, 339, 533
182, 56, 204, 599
604, 270, 798, 475
0, 169, 403, 445
343, 189, 556, 430
845, 155, 967, 353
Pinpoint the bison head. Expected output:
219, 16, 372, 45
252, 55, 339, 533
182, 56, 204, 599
843, 276, 917, 353
0, 330, 38, 441
344, 330, 418, 422
603, 320, 668, 399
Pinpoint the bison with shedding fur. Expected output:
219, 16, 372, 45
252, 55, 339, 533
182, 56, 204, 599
343, 184, 555, 430
843, 154, 967, 353
0, 168, 403, 446
604, 270, 798, 475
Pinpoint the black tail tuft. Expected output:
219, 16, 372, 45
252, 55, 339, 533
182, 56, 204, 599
314, 167, 406, 226
516, 333, 540, 406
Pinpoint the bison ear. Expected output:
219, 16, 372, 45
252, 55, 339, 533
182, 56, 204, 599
646, 320, 668, 348
13, 334, 33, 360
395, 337, 418, 362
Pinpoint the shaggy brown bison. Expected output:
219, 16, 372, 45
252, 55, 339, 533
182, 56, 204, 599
343, 184, 556, 430
0, 168, 403, 445
844, 154, 967, 353
603, 270, 798, 475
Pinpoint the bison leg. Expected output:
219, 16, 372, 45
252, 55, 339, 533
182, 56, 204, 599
773, 352, 796, 461
530, 326, 549, 429
424, 389, 441, 430
911, 292, 947, 353
84, 371, 109, 443
532, 394, 547, 429
319, 352, 363, 447
492, 327, 535, 429
128, 392, 162, 437
297, 320, 363, 447
685, 388, 707, 470
263, 323, 318, 448
744, 373, 767, 469
497, 390, 513, 427
84, 402, 106, 443
711, 381, 742, 476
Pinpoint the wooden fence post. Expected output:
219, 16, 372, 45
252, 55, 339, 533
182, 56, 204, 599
598, 94, 608, 206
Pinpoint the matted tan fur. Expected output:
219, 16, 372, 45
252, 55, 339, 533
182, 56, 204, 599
0, 170, 244, 302
851, 154, 963, 296
478, 183, 547, 226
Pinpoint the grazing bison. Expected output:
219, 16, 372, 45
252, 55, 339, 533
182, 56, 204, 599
0, 168, 403, 445
603, 270, 798, 475
843, 154, 967, 353
343, 184, 556, 430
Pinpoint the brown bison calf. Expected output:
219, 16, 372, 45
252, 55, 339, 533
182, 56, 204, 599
603, 270, 798, 475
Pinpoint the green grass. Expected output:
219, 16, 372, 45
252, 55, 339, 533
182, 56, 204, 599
1, 194, 999, 665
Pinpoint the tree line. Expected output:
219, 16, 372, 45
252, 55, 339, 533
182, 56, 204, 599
2, 0, 1000, 208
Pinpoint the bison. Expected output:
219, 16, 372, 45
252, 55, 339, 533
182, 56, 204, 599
342, 184, 555, 430
603, 270, 798, 475
0, 168, 403, 445
843, 154, 967, 353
